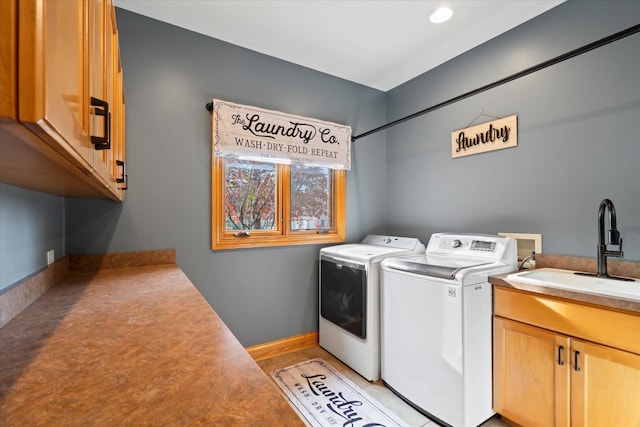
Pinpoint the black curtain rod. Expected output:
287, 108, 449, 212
351, 23, 640, 142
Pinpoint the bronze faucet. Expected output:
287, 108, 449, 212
596, 198, 623, 277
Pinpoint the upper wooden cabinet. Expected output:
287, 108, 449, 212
0, 0, 17, 120
0, 0, 126, 201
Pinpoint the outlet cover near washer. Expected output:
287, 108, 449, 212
498, 233, 542, 261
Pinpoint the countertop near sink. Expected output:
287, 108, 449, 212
490, 253, 640, 313
0, 261, 304, 425
490, 273, 640, 313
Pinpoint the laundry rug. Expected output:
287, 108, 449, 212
270, 358, 409, 427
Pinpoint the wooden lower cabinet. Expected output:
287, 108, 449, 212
493, 317, 569, 427
570, 339, 640, 426
493, 292, 640, 427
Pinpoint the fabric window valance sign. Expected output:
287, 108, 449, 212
212, 99, 352, 170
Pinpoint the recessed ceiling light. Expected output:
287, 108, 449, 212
430, 7, 453, 24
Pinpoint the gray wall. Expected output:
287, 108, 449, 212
65, 9, 388, 346
0, 184, 65, 291
385, 0, 640, 261
6, 1, 639, 347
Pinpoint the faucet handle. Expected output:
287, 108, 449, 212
609, 229, 621, 245
609, 237, 624, 258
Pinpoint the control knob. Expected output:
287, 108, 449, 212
452, 239, 462, 248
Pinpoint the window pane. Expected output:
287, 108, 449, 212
290, 164, 333, 231
224, 159, 276, 230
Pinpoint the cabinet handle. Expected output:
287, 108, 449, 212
90, 97, 111, 150
116, 160, 128, 190
557, 345, 565, 366
574, 350, 581, 372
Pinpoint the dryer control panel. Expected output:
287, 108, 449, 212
361, 235, 424, 251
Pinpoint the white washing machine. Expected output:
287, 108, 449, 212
380, 233, 517, 427
319, 235, 424, 381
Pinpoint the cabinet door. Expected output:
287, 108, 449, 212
89, 0, 110, 180
107, 2, 126, 196
18, 0, 93, 167
493, 316, 570, 427
571, 339, 640, 426
112, 45, 126, 193
0, 0, 17, 119
90, 0, 124, 198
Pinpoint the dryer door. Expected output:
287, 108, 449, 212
320, 257, 366, 338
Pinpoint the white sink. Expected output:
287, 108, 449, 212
507, 268, 640, 301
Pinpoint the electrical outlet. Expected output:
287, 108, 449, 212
47, 250, 55, 266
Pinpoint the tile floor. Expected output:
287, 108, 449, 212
257, 346, 510, 427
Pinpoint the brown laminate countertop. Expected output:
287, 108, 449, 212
0, 264, 304, 426
490, 271, 640, 313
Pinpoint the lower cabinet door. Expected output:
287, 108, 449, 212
493, 316, 570, 427
571, 339, 640, 427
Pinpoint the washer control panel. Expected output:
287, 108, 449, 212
435, 235, 497, 252
470, 240, 497, 252
427, 233, 516, 263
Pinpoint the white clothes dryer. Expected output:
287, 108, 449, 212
319, 235, 424, 381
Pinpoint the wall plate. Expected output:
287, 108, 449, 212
498, 233, 542, 261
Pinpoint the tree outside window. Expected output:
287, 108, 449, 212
212, 157, 345, 250
224, 159, 276, 231
290, 164, 333, 231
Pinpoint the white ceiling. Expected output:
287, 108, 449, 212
113, 0, 564, 92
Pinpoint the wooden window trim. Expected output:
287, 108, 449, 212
211, 156, 346, 250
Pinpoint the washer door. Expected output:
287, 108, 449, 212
320, 258, 366, 338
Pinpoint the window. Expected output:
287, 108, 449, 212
212, 156, 345, 250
